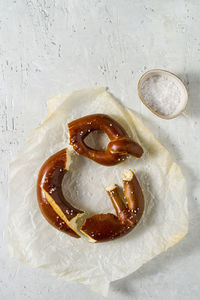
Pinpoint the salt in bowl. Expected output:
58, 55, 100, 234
137, 69, 188, 119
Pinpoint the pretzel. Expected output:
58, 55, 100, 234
68, 114, 143, 166
37, 149, 85, 238
37, 149, 144, 242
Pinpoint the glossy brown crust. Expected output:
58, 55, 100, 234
123, 173, 144, 224
81, 170, 144, 242
38, 188, 78, 237
68, 114, 143, 166
81, 213, 132, 242
37, 149, 84, 238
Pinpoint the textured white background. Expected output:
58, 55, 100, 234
0, 1, 200, 299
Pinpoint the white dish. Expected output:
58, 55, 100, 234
138, 69, 188, 119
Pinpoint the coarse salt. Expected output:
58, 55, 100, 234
140, 75, 182, 116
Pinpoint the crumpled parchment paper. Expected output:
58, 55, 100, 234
8, 88, 188, 296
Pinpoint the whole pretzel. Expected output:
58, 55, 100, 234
37, 149, 144, 242
68, 114, 143, 166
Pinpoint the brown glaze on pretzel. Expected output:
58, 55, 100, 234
68, 114, 143, 166
81, 169, 144, 242
37, 149, 84, 238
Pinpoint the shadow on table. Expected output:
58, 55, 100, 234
178, 72, 200, 119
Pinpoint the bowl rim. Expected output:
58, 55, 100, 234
137, 69, 188, 120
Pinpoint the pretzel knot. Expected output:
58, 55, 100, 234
68, 114, 143, 166
37, 114, 144, 242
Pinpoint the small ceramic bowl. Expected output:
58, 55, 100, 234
137, 69, 188, 119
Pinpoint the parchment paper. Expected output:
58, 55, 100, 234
8, 88, 188, 296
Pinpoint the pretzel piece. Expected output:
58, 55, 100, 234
122, 169, 144, 224
37, 149, 85, 238
81, 170, 144, 242
68, 114, 143, 166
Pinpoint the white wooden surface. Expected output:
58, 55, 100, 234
1, 1, 200, 299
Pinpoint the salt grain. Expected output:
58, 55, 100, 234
140, 75, 182, 116
49, 186, 56, 194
